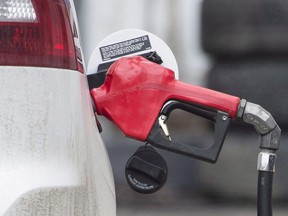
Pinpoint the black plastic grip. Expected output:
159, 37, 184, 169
147, 101, 231, 163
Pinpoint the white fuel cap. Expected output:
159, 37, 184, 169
87, 29, 179, 79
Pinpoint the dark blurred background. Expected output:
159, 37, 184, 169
75, 0, 288, 215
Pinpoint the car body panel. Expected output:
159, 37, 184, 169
0, 67, 116, 216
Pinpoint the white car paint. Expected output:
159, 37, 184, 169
0, 0, 116, 215
0, 67, 116, 216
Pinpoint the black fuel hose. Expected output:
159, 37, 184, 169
258, 171, 273, 216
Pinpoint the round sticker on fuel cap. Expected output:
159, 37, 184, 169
87, 29, 179, 80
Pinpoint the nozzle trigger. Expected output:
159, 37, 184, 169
158, 115, 171, 141
147, 101, 231, 163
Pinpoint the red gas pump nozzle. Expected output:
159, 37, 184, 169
91, 56, 240, 163
90, 55, 281, 215
87, 28, 282, 215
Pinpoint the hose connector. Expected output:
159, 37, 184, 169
238, 100, 281, 150
257, 151, 277, 172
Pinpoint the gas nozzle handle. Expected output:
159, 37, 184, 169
91, 56, 240, 142
147, 101, 231, 163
